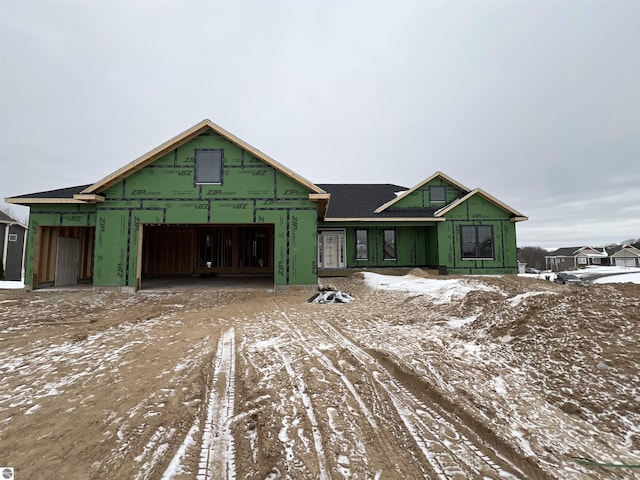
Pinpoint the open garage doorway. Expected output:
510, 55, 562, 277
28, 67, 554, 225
139, 224, 275, 290
33, 226, 95, 289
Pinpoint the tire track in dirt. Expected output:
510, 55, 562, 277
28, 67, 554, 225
271, 306, 426, 479
197, 327, 237, 480
315, 318, 551, 480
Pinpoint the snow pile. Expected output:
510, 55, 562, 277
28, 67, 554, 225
363, 272, 500, 304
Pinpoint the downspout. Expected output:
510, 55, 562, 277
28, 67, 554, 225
2, 223, 9, 275
21, 226, 28, 282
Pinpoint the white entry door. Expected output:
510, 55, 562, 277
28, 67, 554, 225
319, 231, 345, 268
55, 237, 80, 287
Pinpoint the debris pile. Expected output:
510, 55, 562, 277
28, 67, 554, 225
309, 286, 353, 304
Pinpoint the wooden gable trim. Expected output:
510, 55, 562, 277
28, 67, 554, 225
73, 194, 105, 203
82, 119, 327, 195
5, 197, 87, 205
374, 171, 470, 214
435, 188, 528, 221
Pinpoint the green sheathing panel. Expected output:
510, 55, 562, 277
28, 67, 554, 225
32, 131, 317, 288
24, 204, 97, 287
437, 195, 518, 274
391, 177, 466, 209
321, 222, 438, 269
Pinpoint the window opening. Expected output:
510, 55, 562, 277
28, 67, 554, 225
461, 225, 494, 259
430, 185, 446, 202
356, 229, 368, 260
195, 149, 223, 184
383, 229, 396, 260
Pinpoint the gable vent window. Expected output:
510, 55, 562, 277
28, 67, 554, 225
195, 149, 223, 184
430, 185, 446, 202
461, 225, 494, 259
8, 233, 18, 242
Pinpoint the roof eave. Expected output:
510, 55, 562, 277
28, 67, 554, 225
323, 217, 445, 222
5, 197, 87, 205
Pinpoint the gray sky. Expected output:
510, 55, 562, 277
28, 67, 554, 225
1, 0, 639, 249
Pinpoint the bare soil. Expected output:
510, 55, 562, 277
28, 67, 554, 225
0, 273, 638, 479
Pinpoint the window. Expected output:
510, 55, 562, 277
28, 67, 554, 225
356, 229, 368, 260
430, 185, 446, 202
8, 233, 18, 242
383, 229, 396, 260
195, 149, 223, 184
461, 225, 494, 259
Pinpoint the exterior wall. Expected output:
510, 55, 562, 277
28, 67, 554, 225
437, 196, 519, 274
25, 131, 319, 288
320, 223, 439, 269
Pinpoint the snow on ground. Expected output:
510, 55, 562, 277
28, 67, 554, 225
1, 274, 638, 479
519, 265, 640, 284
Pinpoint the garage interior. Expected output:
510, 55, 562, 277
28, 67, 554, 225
141, 224, 275, 288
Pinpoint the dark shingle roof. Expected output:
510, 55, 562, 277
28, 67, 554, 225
317, 184, 440, 219
0, 211, 17, 223
9, 185, 91, 200
317, 184, 407, 218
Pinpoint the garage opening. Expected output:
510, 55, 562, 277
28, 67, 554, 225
140, 224, 274, 289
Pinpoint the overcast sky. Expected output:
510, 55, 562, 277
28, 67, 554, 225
1, 0, 638, 249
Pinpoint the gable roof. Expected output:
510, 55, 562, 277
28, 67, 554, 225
6, 120, 329, 206
435, 188, 528, 222
0, 210, 27, 228
83, 119, 326, 196
611, 244, 640, 257
374, 171, 470, 214
0, 211, 17, 223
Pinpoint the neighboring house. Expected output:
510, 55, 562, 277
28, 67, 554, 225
6, 119, 527, 290
0, 211, 27, 281
574, 246, 612, 267
545, 245, 616, 271
610, 244, 640, 267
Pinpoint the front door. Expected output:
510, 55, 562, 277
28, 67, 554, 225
319, 231, 345, 268
55, 237, 80, 287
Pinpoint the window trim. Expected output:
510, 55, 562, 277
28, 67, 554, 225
8, 233, 18, 242
460, 225, 494, 260
355, 229, 369, 260
195, 149, 224, 185
382, 229, 397, 260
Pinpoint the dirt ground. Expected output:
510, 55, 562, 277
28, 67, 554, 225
0, 273, 638, 479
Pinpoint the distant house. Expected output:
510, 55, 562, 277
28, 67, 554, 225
574, 246, 612, 267
610, 244, 640, 268
545, 245, 620, 271
6, 119, 527, 290
0, 211, 27, 281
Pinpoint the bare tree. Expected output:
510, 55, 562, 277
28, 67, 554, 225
0, 203, 28, 225
517, 246, 548, 270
